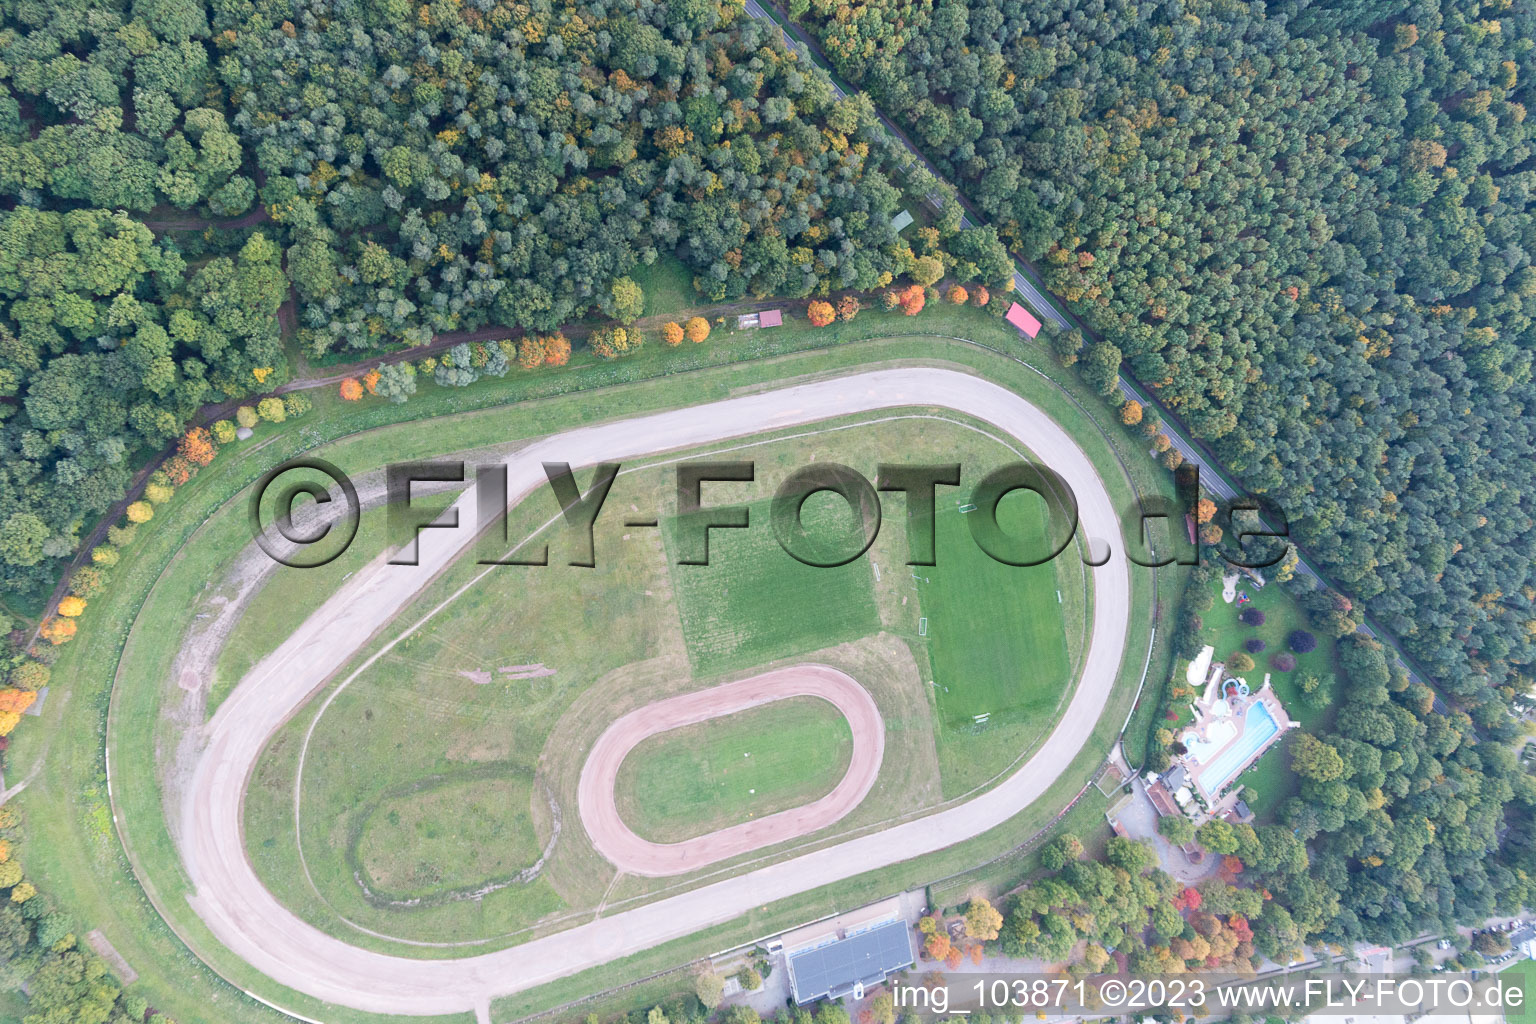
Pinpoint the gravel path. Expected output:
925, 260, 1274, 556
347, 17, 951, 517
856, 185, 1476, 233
577, 665, 883, 876
176, 367, 1132, 1017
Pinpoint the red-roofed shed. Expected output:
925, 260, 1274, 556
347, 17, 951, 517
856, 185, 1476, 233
759, 309, 783, 327
1005, 301, 1042, 338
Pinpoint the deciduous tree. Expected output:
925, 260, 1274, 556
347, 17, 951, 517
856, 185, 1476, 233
1158, 814, 1196, 845
609, 277, 645, 324
693, 972, 724, 1010
899, 284, 925, 316
911, 256, 944, 286
0, 691, 36, 716
518, 337, 547, 369
180, 428, 216, 466
543, 334, 571, 366
964, 898, 1003, 941
1196, 821, 1239, 855
374, 363, 418, 404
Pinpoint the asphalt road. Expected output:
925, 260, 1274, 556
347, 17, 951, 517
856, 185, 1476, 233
177, 367, 1134, 1018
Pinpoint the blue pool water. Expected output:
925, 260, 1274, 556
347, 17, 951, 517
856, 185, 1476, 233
1201, 702, 1280, 794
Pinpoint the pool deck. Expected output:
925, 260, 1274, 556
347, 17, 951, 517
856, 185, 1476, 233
1178, 676, 1297, 804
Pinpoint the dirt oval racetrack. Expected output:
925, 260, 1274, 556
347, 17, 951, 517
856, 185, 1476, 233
159, 367, 1132, 1020
578, 665, 884, 876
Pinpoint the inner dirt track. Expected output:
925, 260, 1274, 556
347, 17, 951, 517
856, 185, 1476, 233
578, 665, 884, 877
170, 367, 1132, 1020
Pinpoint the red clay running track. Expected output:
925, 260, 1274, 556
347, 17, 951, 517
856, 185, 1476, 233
578, 665, 884, 876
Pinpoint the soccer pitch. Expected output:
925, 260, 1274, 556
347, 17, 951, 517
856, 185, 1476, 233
918, 496, 1071, 728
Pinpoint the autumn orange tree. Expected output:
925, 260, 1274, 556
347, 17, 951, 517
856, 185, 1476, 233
923, 932, 950, 960
684, 316, 710, 343
807, 300, 836, 326
947, 284, 969, 304
179, 427, 217, 466
340, 378, 363, 400
837, 295, 861, 321
517, 336, 546, 369
0, 690, 36, 715
543, 333, 571, 365
1196, 498, 1218, 523
363, 368, 382, 394
662, 321, 684, 346
1121, 400, 1143, 425
40, 617, 76, 645
57, 596, 86, 617
970, 285, 990, 307
899, 284, 925, 316
163, 455, 197, 485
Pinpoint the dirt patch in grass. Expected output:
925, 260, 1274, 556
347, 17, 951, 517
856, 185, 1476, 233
354, 769, 554, 904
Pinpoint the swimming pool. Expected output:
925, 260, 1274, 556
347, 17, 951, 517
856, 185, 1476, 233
1199, 702, 1280, 795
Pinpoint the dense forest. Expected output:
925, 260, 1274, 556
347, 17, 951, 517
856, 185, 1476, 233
786, 0, 1536, 963
228, 0, 931, 351
791, 0, 1536, 703
0, 0, 1010, 604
